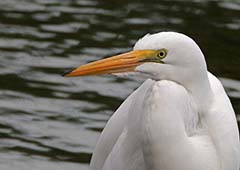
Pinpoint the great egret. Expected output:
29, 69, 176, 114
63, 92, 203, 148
64, 32, 240, 170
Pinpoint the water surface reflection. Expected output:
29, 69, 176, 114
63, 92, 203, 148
0, 0, 239, 169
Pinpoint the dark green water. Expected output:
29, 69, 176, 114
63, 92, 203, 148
0, 0, 239, 169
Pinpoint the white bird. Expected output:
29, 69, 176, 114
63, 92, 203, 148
64, 32, 240, 170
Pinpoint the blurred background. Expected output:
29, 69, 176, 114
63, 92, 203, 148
0, 0, 239, 169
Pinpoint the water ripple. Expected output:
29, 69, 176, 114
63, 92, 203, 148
0, 0, 239, 169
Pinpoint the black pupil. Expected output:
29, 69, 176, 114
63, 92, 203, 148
159, 52, 164, 56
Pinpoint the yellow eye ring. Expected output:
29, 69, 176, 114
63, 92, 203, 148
157, 49, 167, 59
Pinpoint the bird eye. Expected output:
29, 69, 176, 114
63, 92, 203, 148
157, 49, 167, 59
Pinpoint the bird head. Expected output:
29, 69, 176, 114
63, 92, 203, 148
63, 32, 207, 87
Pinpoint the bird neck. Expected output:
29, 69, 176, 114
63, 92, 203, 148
185, 71, 213, 112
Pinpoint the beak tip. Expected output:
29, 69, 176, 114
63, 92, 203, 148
62, 68, 75, 77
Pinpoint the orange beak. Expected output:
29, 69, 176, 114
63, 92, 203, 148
63, 50, 159, 77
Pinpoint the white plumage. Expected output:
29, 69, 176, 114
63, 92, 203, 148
90, 75, 240, 170
65, 32, 240, 170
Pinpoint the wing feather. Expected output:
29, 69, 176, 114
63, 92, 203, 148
90, 79, 154, 170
